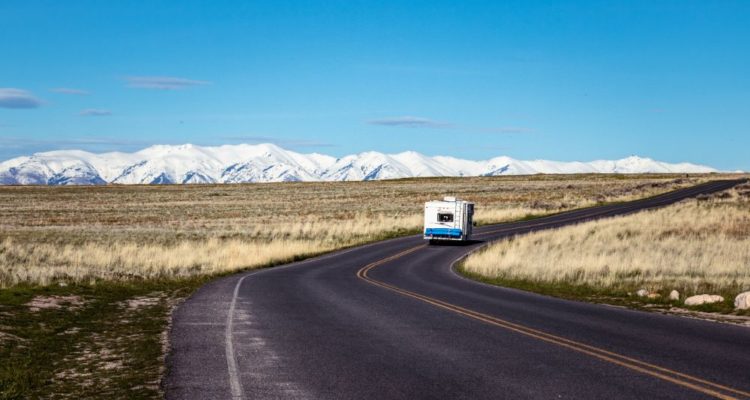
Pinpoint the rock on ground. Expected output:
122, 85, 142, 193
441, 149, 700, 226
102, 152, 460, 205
684, 294, 724, 306
636, 289, 649, 297
669, 290, 680, 301
734, 292, 750, 310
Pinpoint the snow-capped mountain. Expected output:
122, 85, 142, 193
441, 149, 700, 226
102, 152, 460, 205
0, 143, 719, 185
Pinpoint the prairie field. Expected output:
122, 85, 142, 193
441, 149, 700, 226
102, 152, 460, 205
0, 174, 712, 287
463, 181, 750, 304
0, 174, 742, 398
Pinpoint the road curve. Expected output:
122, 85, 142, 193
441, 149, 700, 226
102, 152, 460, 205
165, 179, 750, 400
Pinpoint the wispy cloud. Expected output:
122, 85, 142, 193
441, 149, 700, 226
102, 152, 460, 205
125, 76, 211, 90
0, 137, 149, 148
0, 137, 154, 162
368, 116, 532, 134
0, 88, 43, 109
360, 64, 488, 76
452, 144, 512, 152
51, 87, 89, 95
479, 126, 533, 134
79, 108, 112, 117
368, 116, 453, 128
222, 135, 337, 148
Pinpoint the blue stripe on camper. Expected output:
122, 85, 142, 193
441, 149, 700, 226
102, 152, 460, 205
424, 228, 462, 238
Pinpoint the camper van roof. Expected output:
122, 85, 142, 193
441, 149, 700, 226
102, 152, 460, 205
443, 196, 456, 202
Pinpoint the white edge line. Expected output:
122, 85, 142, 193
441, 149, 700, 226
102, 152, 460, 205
223, 235, 421, 398
226, 274, 247, 399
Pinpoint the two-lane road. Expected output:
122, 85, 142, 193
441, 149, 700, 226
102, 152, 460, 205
166, 179, 750, 399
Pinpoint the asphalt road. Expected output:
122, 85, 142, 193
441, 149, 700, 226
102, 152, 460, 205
165, 179, 750, 400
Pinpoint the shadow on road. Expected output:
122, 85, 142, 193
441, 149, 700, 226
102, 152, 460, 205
427, 239, 483, 247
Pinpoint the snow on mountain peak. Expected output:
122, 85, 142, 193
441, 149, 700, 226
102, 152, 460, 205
0, 143, 721, 185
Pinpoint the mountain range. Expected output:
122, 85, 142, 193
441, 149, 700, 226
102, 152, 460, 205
0, 143, 719, 185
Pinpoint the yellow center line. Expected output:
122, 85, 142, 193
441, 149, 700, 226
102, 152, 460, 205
357, 244, 749, 400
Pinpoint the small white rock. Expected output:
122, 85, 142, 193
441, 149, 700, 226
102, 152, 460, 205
684, 294, 724, 306
636, 289, 649, 297
734, 291, 750, 310
669, 290, 680, 301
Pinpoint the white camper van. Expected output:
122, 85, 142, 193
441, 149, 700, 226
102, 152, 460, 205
423, 197, 474, 242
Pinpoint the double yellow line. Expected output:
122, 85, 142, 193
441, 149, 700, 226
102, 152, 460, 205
357, 245, 750, 400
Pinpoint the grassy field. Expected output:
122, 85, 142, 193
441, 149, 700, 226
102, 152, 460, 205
462, 180, 750, 314
0, 174, 709, 287
0, 174, 731, 399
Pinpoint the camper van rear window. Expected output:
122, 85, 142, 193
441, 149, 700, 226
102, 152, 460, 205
438, 213, 454, 222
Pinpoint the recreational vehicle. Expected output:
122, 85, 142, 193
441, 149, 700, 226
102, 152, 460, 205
423, 196, 474, 243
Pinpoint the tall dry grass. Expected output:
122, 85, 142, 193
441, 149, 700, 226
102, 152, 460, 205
463, 183, 750, 296
0, 174, 731, 287
0, 214, 423, 286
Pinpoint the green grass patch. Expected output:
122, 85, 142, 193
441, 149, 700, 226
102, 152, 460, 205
0, 279, 206, 400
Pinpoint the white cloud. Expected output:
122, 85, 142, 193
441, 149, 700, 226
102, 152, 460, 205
0, 88, 43, 109
51, 88, 90, 95
480, 126, 533, 134
368, 115, 532, 134
79, 109, 112, 117
0, 137, 151, 152
125, 76, 210, 90
368, 116, 452, 128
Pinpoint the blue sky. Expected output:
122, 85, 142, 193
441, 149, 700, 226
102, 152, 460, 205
0, 1, 748, 170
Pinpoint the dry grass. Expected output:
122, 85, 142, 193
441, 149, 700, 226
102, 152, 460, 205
463, 182, 750, 297
0, 174, 744, 398
0, 174, 726, 287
